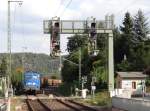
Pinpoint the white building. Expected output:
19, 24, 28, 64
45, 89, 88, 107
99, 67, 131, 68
116, 72, 147, 96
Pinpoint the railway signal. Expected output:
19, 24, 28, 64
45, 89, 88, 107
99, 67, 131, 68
51, 17, 60, 57
43, 15, 115, 92
88, 17, 98, 56
90, 22, 96, 39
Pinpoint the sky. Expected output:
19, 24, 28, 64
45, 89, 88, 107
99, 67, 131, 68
0, 0, 150, 55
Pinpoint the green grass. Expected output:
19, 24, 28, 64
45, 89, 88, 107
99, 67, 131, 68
77, 91, 111, 106
146, 86, 150, 93
10, 98, 25, 111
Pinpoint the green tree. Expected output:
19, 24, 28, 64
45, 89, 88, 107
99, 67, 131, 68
113, 27, 122, 64
67, 34, 88, 53
117, 60, 131, 71
11, 69, 23, 93
133, 9, 149, 42
0, 57, 7, 77
128, 10, 150, 70
120, 12, 134, 61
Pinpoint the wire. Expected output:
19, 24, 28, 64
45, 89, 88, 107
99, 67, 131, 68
54, 0, 65, 16
115, 0, 139, 15
59, 0, 72, 17
12, 4, 17, 52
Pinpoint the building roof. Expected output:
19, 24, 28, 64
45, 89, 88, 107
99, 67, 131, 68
117, 72, 147, 78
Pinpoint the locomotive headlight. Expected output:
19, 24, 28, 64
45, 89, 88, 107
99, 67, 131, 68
27, 82, 31, 85
33, 83, 36, 85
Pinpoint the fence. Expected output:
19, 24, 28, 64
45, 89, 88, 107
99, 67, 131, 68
0, 103, 7, 111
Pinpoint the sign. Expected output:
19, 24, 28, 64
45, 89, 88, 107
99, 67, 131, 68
91, 85, 96, 90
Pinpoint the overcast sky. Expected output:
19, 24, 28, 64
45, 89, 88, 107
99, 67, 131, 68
0, 0, 150, 55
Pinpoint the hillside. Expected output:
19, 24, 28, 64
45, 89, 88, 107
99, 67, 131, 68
0, 53, 60, 75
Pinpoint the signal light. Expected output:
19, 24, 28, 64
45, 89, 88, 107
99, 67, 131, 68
54, 22, 59, 27
90, 22, 96, 38
91, 23, 96, 28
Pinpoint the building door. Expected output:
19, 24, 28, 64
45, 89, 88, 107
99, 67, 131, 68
132, 82, 136, 89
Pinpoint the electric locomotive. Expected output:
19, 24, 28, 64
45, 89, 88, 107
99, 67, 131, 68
24, 71, 40, 93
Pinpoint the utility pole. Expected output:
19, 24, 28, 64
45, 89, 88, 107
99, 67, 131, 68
7, 0, 23, 87
7, 1, 23, 111
7, 0, 23, 92
7, 0, 11, 94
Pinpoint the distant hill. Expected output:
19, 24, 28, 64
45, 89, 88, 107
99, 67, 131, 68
0, 53, 60, 75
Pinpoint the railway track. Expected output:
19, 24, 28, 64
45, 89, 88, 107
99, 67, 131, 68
40, 99, 99, 111
26, 97, 51, 111
56, 99, 98, 111
26, 94, 99, 111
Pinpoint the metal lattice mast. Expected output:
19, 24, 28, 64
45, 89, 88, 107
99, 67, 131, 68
7, 0, 23, 89
7, 1, 11, 89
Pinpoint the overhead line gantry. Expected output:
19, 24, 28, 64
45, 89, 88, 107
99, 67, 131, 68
43, 15, 114, 92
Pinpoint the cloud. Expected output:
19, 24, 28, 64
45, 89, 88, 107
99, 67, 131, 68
0, 0, 150, 54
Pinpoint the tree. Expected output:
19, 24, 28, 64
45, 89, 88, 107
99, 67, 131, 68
113, 27, 122, 64
120, 12, 134, 61
62, 47, 89, 83
117, 60, 131, 71
133, 9, 149, 42
129, 10, 150, 70
0, 57, 7, 77
67, 34, 88, 53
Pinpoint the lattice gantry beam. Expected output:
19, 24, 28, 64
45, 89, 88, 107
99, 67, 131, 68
43, 15, 114, 34
43, 15, 115, 92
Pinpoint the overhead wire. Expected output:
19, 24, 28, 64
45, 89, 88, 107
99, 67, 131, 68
115, 0, 139, 15
54, 0, 65, 16
59, 0, 72, 17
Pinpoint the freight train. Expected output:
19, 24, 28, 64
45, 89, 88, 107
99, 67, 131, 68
41, 77, 62, 87
23, 71, 41, 93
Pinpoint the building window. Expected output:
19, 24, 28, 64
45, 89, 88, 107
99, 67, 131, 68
132, 82, 136, 89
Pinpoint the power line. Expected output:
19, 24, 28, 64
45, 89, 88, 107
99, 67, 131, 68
115, 0, 139, 15
59, 0, 72, 17
54, 0, 65, 16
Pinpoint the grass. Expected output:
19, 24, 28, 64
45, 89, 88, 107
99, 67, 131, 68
146, 86, 150, 93
77, 91, 112, 106
10, 98, 25, 111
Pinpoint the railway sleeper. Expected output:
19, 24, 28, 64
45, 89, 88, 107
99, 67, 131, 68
26, 99, 35, 111
26, 99, 52, 111
37, 99, 52, 111
68, 100, 98, 111
56, 99, 80, 111
56, 99, 99, 111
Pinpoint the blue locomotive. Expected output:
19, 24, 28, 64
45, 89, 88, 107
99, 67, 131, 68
23, 71, 41, 92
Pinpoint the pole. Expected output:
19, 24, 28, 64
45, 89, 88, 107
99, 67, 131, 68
7, 1, 11, 97
108, 33, 114, 92
79, 47, 81, 88
7, 0, 23, 94
7, 2, 23, 111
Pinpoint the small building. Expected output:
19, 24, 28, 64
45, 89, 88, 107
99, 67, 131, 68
116, 72, 147, 95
